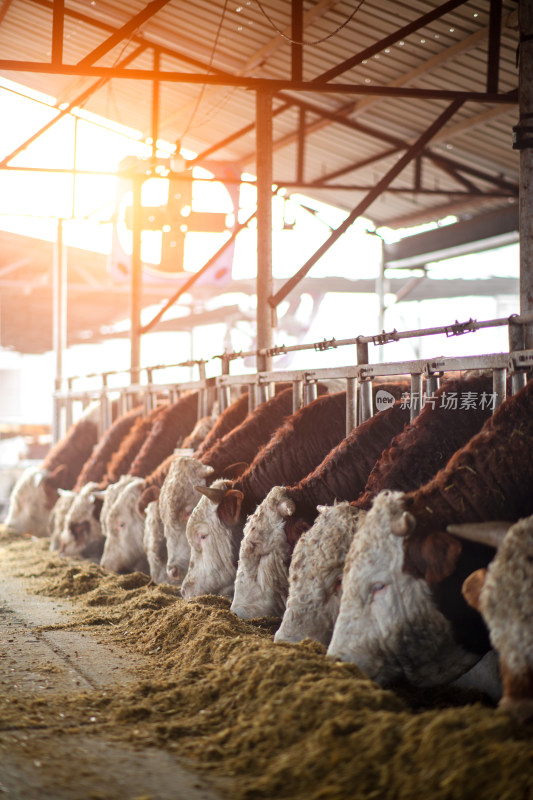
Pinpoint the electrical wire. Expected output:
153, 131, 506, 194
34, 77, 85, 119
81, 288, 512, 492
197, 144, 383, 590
179, 0, 230, 143
253, 0, 367, 46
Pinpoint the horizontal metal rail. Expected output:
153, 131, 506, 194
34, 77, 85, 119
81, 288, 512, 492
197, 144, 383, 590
52, 314, 533, 441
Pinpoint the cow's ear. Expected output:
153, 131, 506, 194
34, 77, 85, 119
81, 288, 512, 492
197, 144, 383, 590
138, 485, 160, 515
285, 518, 310, 550
91, 496, 104, 521
217, 489, 244, 526
404, 531, 462, 583
223, 462, 249, 479
462, 568, 488, 612
46, 464, 69, 488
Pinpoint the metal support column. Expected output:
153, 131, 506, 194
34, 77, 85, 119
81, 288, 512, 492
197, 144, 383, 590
130, 174, 143, 386
518, 0, 533, 348
52, 218, 67, 442
256, 90, 275, 374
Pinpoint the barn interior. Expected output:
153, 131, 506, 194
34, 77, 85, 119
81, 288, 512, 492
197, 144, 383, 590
1, 1, 533, 798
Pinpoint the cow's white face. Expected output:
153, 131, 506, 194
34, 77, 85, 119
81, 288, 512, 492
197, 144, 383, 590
181, 479, 238, 599
58, 482, 104, 562
143, 500, 169, 584
49, 490, 77, 551
474, 518, 533, 718
5, 467, 53, 537
100, 478, 148, 574
159, 457, 213, 583
231, 486, 294, 619
275, 503, 365, 646
328, 490, 480, 687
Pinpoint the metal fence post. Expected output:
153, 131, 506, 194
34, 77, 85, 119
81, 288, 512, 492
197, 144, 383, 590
346, 376, 357, 434
410, 373, 423, 422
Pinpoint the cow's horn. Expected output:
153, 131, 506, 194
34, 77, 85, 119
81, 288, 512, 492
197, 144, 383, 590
446, 521, 511, 549
390, 511, 416, 537
278, 499, 295, 517
200, 465, 215, 477
194, 485, 226, 504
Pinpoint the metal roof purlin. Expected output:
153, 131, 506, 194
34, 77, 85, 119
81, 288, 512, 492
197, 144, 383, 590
269, 98, 465, 308
76, 0, 173, 67
313, 0, 470, 84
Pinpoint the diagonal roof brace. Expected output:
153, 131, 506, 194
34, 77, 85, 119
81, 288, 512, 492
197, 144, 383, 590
76, 0, 173, 67
269, 98, 465, 308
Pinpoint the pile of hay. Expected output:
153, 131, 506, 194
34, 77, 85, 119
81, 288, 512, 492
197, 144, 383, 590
1, 529, 532, 800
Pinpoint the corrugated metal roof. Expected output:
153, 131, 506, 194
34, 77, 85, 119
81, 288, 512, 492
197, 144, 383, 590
0, 0, 520, 227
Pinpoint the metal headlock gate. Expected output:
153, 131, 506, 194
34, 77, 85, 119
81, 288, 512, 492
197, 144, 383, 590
53, 311, 533, 443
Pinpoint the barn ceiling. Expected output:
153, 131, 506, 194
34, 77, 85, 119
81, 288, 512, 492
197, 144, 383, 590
0, 0, 522, 353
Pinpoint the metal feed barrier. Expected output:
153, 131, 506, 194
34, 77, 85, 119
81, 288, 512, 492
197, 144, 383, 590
52, 313, 533, 443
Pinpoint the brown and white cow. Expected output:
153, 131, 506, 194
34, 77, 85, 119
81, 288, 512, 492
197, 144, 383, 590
455, 517, 533, 721
57, 481, 105, 562
274, 503, 366, 645
158, 457, 214, 583
100, 477, 149, 574
143, 500, 168, 584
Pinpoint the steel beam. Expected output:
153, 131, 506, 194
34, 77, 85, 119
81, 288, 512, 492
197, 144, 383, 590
256, 90, 274, 372
130, 175, 143, 385
52, 219, 67, 442
0, 63, 517, 103
52, 0, 64, 65
518, 0, 533, 349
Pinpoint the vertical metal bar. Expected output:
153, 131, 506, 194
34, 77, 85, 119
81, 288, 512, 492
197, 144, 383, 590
151, 50, 160, 161
130, 174, 142, 386
218, 356, 231, 413
304, 381, 318, 406
346, 376, 357, 433
410, 373, 423, 422
518, 0, 533, 349
297, 107, 306, 183
52, 0, 64, 65
256, 383, 270, 407
359, 381, 373, 423
291, 0, 303, 82
119, 390, 128, 416
65, 377, 74, 431
356, 339, 372, 422
248, 384, 256, 412
197, 362, 208, 418
292, 379, 303, 413
487, 0, 502, 93
492, 368, 507, 410
425, 374, 440, 397
145, 368, 154, 412
509, 317, 526, 394
256, 90, 275, 373
100, 375, 111, 436
52, 218, 67, 443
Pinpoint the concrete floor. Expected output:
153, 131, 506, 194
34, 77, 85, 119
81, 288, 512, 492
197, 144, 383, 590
0, 571, 224, 800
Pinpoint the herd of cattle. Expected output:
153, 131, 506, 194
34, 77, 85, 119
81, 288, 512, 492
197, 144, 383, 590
4, 373, 533, 722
